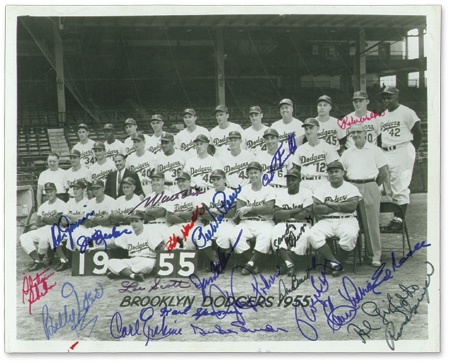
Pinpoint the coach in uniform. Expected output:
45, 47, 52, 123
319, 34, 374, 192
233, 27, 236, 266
378, 87, 423, 232
36, 152, 67, 207
73, 123, 96, 168
315, 95, 346, 155
147, 114, 166, 154
123, 118, 152, 156
243, 106, 268, 156
90, 142, 116, 183
307, 161, 362, 277
175, 108, 211, 157
63, 149, 92, 199
103, 123, 125, 160
341, 124, 388, 267
271, 98, 304, 148
105, 153, 144, 199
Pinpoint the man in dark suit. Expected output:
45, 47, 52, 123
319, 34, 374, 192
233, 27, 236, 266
105, 154, 144, 199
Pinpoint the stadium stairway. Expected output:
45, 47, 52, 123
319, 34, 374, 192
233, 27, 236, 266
48, 129, 71, 168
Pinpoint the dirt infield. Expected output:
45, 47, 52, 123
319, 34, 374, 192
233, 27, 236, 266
15, 193, 432, 350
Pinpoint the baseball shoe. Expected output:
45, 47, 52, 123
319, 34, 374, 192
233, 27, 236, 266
287, 265, 295, 277
28, 261, 44, 272
382, 220, 403, 233
241, 264, 260, 276
371, 260, 382, 267
56, 261, 70, 272
106, 270, 120, 279
134, 273, 145, 282
279, 264, 287, 275
331, 264, 345, 278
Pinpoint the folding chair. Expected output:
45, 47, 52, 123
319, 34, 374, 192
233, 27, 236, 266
379, 202, 412, 257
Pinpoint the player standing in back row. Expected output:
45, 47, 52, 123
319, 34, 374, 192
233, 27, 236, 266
315, 95, 346, 155
175, 108, 211, 157
378, 86, 423, 232
72, 123, 96, 168
243, 106, 269, 156
271, 98, 304, 148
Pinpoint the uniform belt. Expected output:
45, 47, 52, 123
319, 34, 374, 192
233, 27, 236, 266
242, 217, 264, 222
324, 215, 355, 219
147, 221, 166, 224
348, 178, 376, 184
302, 176, 323, 180
164, 181, 176, 186
382, 142, 409, 151
285, 219, 309, 224
271, 184, 285, 189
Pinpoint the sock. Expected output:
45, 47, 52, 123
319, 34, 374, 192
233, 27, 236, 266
130, 273, 135, 279
277, 248, 293, 267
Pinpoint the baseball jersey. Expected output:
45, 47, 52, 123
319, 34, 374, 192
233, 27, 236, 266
63, 166, 92, 197
275, 187, 313, 211
292, 140, 339, 178
341, 142, 388, 180
115, 225, 158, 258
175, 126, 211, 157
343, 111, 381, 148
143, 191, 168, 223
237, 184, 276, 221
126, 151, 156, 182
90, 159, 116, 183
256, 150, 290, 187
38, 168, 67, 194
243, 125, 269, 156
218, 149, 255, 189
73, 139, 96, 168
201, 187, 237, 212
210, 122, 246, 157
86, 195, 116, 221
271, 118, 305, 146
37, 198, 68, 219
165, 190, 198, 215
184, 155, 224, 189
66, 197, 90, 217
313, 181, 362, 217
378, 105, 420, 147
114, 194, 143, 215
105, 139, 126, 160
155, 150, 187, 184
316, 117, 346, 151
124, 133, 153, 156
147, 134, 162, 154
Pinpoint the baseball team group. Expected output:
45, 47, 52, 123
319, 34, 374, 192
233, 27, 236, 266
19, 86, 423, 281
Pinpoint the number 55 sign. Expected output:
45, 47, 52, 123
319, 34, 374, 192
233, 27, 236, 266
156, 250, 197, 278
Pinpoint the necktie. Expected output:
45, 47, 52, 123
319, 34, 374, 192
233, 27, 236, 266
117, 170, 122, 192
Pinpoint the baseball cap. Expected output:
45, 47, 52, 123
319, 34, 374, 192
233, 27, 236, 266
263, 128, 279, 138
124, 118, 137, 126
92, 141, 106, 150
380, 86, 400, 96
44, 182, 57, 191
302, 118, 320, 127
327, 161, 344, 171
317, 95, 332, 105
132, 132, 146, 142
122, 177, 136, 186
69, 149, 81, 157
128, 210, 145, 220
70, 180, 86, 189
349, 123, 366, 132
194, 134, 210, 143
352, 91, 369, 100
151, 114, 163, 122
103, 123, 115, 130
246, 161, 263, 172
228, 131, 242, 139
285, 169, 301, 178
183, 108, 196, 116
278, 98, 293, 108
249, 106, 262, 114
161, 132, 174, 142
175, 171, 191, 181
210, 169, 226, 178
150, 171, 165, 179
90, 179, 105, 189
214, 105, 228, 114
77, 123, 89, 131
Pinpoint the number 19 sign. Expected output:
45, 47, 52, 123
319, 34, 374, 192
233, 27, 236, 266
155, 250, 197, 278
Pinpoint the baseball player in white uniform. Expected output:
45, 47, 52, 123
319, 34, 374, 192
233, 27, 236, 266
341, 123, 389, 267
183, 134, 223, 190
73, 123, 96, 168
234, 162, 276, 275
271, 98, 304, 148
123, 118, 152, 156
243, 106, 269, 156
142, 172, 170, 236
111, 177, 143, 226
147, 114, 165, 154
307, 161, 362, 277
315, 95, 346, 154
36, 152, 67, 207
63, 149, 92, 198
90, 142, 116, 183
217, 131, 255, 189
175, 108, 211, 157
210, 105, 246, 157
271, 168, 313, 276
103, 123, 126, 160
342, 91, 381, 149
291, 118, 340, 192
378, 86, 423, 232
20, 182, 68, 271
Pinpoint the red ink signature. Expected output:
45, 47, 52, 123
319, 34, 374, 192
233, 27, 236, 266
22, 268, 57, 314
68, 341, 79, 352
337, 111, 385, 130
166, 205, 206, 251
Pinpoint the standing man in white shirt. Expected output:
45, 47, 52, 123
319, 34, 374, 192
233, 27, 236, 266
63, 149, 92, 199
147, 114, 166, 154
37, 152, 67, 207
175, 108, 211, 157
103, 123, 126, 160
123, 118, 152, 156
271, 98, 304, 147
72, 123, 96, 168
90, 142, 116, 184
315, 95, 346, 155
243, 106, 269, 156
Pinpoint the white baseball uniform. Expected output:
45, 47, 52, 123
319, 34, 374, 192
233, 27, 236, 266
38, 168, 67, 195
126, 151, 157, 196
255, 149, 290, 189
175, 126, 211, 157
316, 117, 346, 151
343, 111, 381, 148
63, 166, 92, 197
124, 133, 152, 156
218, 149, 255, 189
147, 134, 162, 155
243, 125, 269, 156
271, 118, 304, 149
155, 150, 187, 192
73, 139, 96, 168
184, 155, 224, 189
210, 122, 246, 158
90, 159, 116, 183
63, 197, 90, 250
105, 139, 126, 160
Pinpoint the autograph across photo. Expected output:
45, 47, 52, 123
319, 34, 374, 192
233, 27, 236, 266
4, 5, 440, 353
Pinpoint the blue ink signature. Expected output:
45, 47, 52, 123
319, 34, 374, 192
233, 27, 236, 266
42, 281, 104, 340
76, 226, 132, 253
110, 306, 186, 345
191, 321, 287, 336
191, 185, 242, 248
51, 212, 94, 250
262, 134, 297, 187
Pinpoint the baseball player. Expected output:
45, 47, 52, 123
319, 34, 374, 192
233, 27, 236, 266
142, 171, 170, 227
342, 91, 381, 149
184, 134, 223, 190
36, 152, 67, 207
111, 177, 143, 226
271, 168, 313, 276
147, 114, 165, 154
341, 123, 389, 267
105, 153, 144, 199
90, 142, 116, 183
315, 95, 346, 154
378, 86, 423, 232
103, 123, 126, 160
291, 118, 340, 192
234, 162, 276, 275
154, 132, 187, 192
271, 98, 304, 148
210, 105, 246, 157
217, 131, 255, 190
125, 132, 156, 196
243, 106, 269, 156
20, 182, 68, 271
72, 123, 96, 168
175, 108, 211, 157
307, 161, 362, 277
123, 118, 152, 156
63, 149, 92, 198
107, 210, 166, 282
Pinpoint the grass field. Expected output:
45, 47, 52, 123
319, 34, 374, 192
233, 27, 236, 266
14, 193, 434, 351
